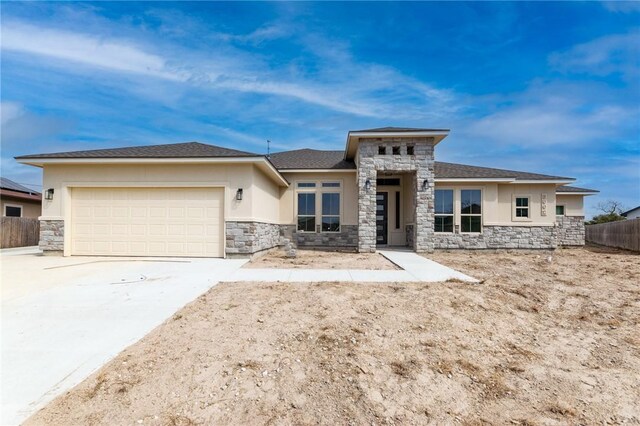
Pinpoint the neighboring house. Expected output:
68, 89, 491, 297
0, 177, 42, 218
621, 206, 640, 220
15, 127, 598, 257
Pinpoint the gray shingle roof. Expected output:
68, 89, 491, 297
435, 162, 572, 181
556, 185, 599, 193
15, 142, 258, 159
0, 177, 40, 195
269, 149, 356, 170
351, 126, 449, 133
269, 150, 574, 180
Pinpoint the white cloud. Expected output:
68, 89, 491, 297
548, 31, 640, 81
1, 22, 186, 81
1, 101, 24, 126
601, 1, 640, 13
0, 18, 461, 121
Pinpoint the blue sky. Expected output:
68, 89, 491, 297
1, 1, 639, 217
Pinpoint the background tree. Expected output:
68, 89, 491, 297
587, 200, 627, 225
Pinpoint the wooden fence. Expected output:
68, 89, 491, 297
586, 218, 640, 252
0, 217, 40, 249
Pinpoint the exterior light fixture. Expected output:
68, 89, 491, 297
236, 188, 243, 201
44, 188, 54, 200
365, 179, 371, 191
422, 179, 428, 191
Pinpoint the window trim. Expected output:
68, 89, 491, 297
296, 192, 316, 233
460, 188, 483, 234
434, 188, 454, 233
556, 205, 565, 216
294, 179, 343, 234
4, 203, 23, 217
321, 192, 341, 233
512, 194, 532, 221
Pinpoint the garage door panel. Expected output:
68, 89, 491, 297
71, 188, 224, 257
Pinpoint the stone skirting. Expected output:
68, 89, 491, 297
281, 224, 358, 248
225, 221, 281, 256
406, 224, 415, 250
433, 225, 557, 249
40, 219, 64, 253
556, 216, 585, 246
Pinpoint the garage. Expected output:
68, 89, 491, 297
71, 187, 224, 257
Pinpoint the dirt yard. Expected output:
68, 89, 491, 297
245, 249, 399, 270
26, 246, 639, 425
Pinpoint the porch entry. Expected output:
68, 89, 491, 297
375, 174, 410, 247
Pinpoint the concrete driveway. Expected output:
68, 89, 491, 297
0, 248, 245, 426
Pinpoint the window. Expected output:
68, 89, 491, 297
297, 193, 316, 232
515, 197, 530, 218
322, 193, 340, 232
296, 181, 342, 233
297, 182, 316, 188
461, 189, 482, 233
392, 146, 401, 155
434, 189, 454, 232
556, 205, 565, 216
376, 178, 400, 186
395, 191, 400, 229
4, 205, 22, 217
407, 145, 414, 155
378, 146, 387, 155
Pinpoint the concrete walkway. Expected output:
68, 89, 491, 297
222, 250, 477, 283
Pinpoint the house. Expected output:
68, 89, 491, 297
0, 177, 42, 218
15, 127, 598, 257
621, 206, 640, 220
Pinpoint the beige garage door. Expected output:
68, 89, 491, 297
71, 187, 224, 257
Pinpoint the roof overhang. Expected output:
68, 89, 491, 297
16, 156, 290, 187
345, 129, 450, 160
556, 191, 598, 196
278, 169, 357, 173
435, 178, 575, 184
0, 188, 42, 202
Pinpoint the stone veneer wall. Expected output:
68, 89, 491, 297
433, 225, 557, 249
357, 138, 435, 253
556, 216, 585, 246
280, 225, 358, 248
225, 221, 281, 256
40, 219, 64, 253
405, 224, 415, 250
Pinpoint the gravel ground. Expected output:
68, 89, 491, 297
26, 246, 640, 425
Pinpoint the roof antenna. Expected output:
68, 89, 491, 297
267, 139, 271, 157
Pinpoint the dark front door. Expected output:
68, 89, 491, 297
376, 192, 388, 245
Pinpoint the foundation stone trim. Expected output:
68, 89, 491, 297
225, 221, 281, 256
281, 224, 358, 248
39, 219, 64, 252
556, 216, 585, 246
434, 225, 557, 249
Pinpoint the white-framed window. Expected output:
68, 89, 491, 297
515, 196, 530, 218
321, 192, 340, 232
4, 204, 23, 217
434, 189, 454, 233
295, 181, 342, 233
460, 189, 482, 233
297, 192, 316, 232
556, 205, 565, 216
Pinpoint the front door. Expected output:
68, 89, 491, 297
376, 192, 388, 245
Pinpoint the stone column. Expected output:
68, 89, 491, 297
357, 159, 377, 253
414, 152, 435, 253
